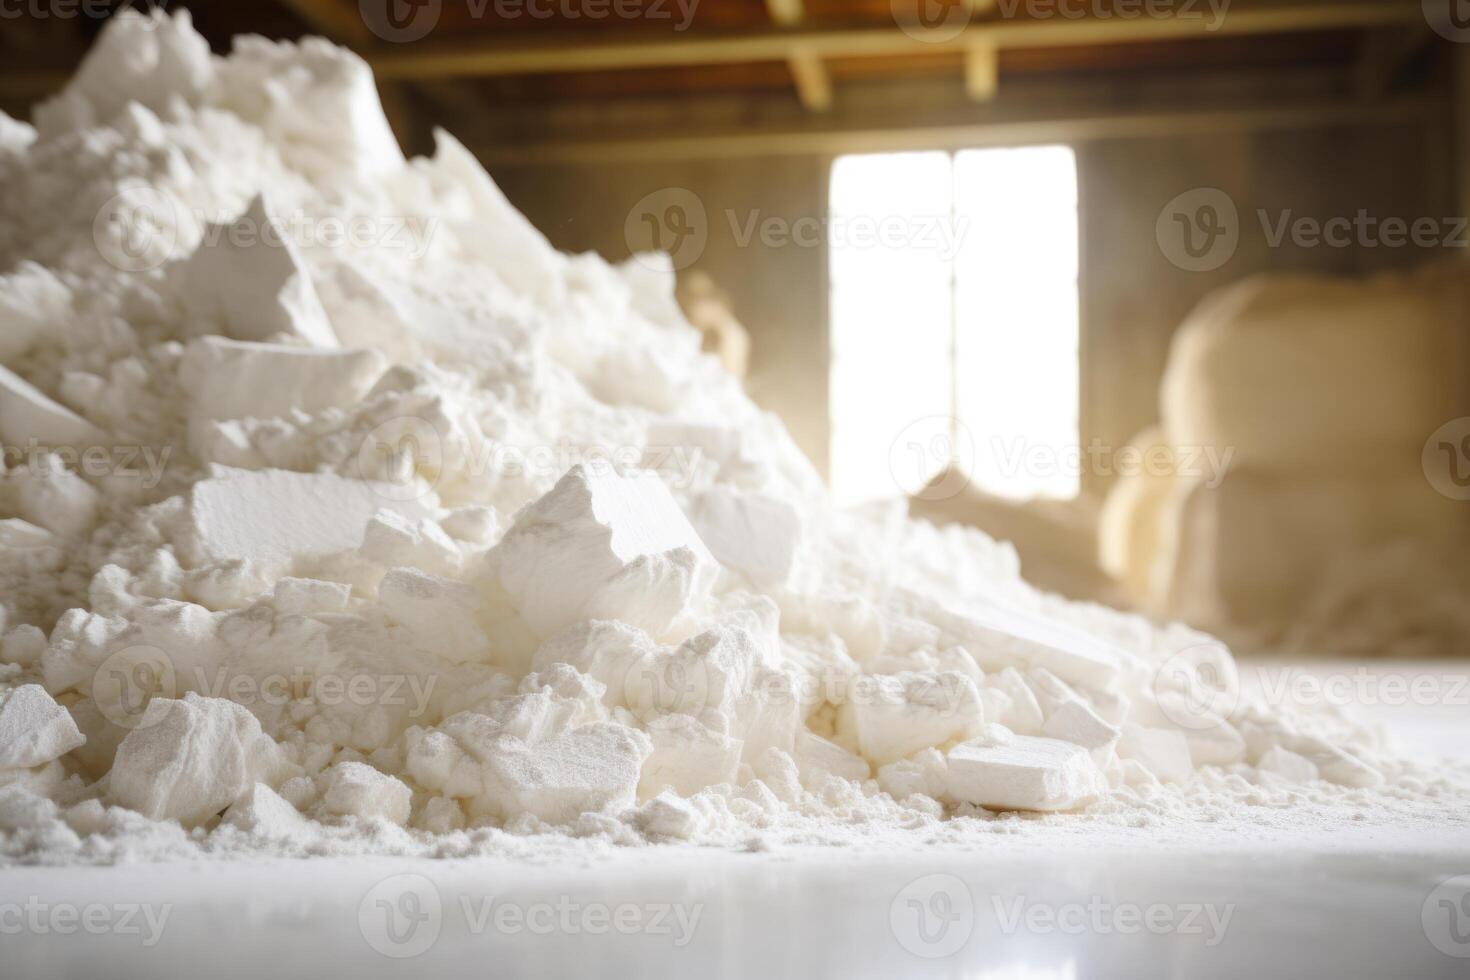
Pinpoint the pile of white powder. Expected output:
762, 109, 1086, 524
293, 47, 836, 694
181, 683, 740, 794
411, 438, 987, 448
0, 11, 1464, 865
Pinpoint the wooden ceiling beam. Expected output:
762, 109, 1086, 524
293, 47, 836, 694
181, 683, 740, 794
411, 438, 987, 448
765, 0, 832, 112
369, 2, 1424, 80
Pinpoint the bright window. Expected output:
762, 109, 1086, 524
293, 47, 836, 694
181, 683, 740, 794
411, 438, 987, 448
828, 146, 1080, 505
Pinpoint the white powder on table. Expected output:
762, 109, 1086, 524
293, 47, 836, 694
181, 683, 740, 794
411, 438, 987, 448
0, 11, 1465, 866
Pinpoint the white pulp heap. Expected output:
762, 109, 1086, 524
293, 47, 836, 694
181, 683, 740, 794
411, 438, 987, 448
0, 12, 1459, 862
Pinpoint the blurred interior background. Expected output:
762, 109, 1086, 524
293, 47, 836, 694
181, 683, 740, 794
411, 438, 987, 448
4, 0, 1468, 656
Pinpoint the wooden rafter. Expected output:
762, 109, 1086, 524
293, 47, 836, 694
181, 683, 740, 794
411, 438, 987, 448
765, 0, 832, 112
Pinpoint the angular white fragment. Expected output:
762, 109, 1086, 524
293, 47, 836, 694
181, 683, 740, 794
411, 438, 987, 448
945, 735, 1107, 812
360, 510, 462, 577
489, 464, 714, 637
320, 761, 412, 826
223, 782, 311, 838
639, 713, 742, 798
378, 567, 488, 662
0, 519, 56, 550
793, 730, 870, 784
187, 468, 430, 565
486, 722, 652, 823
0, 366, 105, 449
689, 487, 801, 585
272, 577, 352, 616
15, 461, 100, 539
840, 671, 984, 767
0, 685, 85, 769
1116, 726, 1193, 784
1257, 745, 1319, 784
0, 262, 70, 361
988, 666, 1044, 735
179, 336, 386, 423
109, 693, 289, 826
174, 195, 338, 348
1042, 699, 1122, 752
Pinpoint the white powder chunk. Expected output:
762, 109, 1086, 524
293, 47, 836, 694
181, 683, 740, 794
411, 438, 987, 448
14, 460, 100, 538
945, 735, 1107, 812
1116, 726, 1194, 784
840, 671, 984, 766
179, 337, 386, 423
173, 195, 338, 348
689, 487, 801, 585
0, 366, 104, 450
223, 782, 311, 839
378, 567, 488, 662
639, 714, 742, 798
187, 468, 429, 565
0, 685, 85, 769
489, 464, 714, 637
486, 722, 652, 824
109, 693, 289, 827
1042, 699, 1122, 752
320, 761, 412, 826
272, 577, 352, 615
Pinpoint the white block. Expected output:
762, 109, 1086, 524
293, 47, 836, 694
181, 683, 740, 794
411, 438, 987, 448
223, 782, 311, 838
639, 713, 742, 798
14, 460, 99, 538
272, 577, 352, 615
360, 510, 462, 576
793, 729, 869, 784
987, 667, 1044, 735
0, 685, 85, 769
0, 519, 56, 550
1042, 699, 1121, 752
964, 597, 1128, 690
109, 693, 288, 826
840, 671, 984, 766
876, 747, 949, 802
486, 722, 652, 823
187, 467, 430, 565
1116, 726, 1193, 784
530, 620, 658, 708
179, 336, 386, 422
1257, 745, 1319, 784
0, 365, 104, 449
0, 262, 69, 361
688, 487, 801, 585
946, 735, 1107, 811
378, 567, 487, 662
174, 194, 338, 348
490, 464, 713, 637
320, 760, 412, 825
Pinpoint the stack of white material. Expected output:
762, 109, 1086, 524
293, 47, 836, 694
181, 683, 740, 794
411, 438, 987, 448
1102, 269, 1469, 645
0, 13, 1439, 859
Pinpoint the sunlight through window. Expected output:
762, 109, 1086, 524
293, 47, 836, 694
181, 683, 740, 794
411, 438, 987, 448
828, 146, 1080, 505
